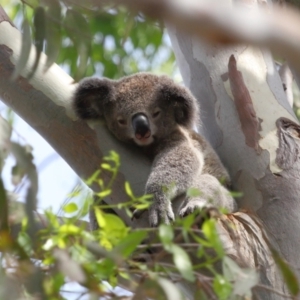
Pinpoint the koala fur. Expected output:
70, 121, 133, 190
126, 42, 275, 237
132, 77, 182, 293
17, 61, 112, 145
73, 73, 237, 227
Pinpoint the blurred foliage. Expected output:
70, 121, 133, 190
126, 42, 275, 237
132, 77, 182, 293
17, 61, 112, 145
285, 0, 300, 8
293, 81, 300, 119
0, 115, 262, 299
3, 0, 176, 81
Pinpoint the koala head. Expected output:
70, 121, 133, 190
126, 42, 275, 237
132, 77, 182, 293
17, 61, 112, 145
73, 73, 199, 147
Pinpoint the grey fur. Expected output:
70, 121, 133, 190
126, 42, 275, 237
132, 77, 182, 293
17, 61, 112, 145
73, 73, 237, 226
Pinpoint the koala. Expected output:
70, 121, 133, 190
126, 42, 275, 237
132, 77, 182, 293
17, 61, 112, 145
73, 73, 237, 227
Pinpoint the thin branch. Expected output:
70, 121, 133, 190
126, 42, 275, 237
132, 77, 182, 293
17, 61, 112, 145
254, 284, 293, 299
279, 62, 294, 107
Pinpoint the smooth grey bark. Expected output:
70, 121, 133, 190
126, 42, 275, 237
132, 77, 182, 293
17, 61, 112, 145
168, 24, 300, 298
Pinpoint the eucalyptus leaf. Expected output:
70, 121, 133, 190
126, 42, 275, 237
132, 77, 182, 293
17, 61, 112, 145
159, 223, 174, 244
11, 19, 32, 80
133, 278, 185, 300
0, 116, 11, 171
114, 230, 147, 258
272, 249, 299, 296
28, 6, 46, 79
0, 177, 8, 231
157, 277, 186, 300
223, 256, 258, 297
213, 275, 232, 300
44, 0, 61, 72
64, 9, 91, 79
171, 244, 195, 282
63, 202, 78, 213
10, 142, 38, 241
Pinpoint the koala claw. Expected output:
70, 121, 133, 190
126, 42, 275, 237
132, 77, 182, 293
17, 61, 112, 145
178, 199, 213, 218
149, 202, 175, 227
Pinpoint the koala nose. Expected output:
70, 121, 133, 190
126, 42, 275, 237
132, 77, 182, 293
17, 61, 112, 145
132, 113, 151, 139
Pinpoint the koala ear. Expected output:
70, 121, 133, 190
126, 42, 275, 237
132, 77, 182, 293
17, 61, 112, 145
159, 79, 199, 128
73, 77, 115, 120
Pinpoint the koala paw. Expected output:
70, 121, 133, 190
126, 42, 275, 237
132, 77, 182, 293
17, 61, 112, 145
149, 200, 175, 227
178, 198, 215, 218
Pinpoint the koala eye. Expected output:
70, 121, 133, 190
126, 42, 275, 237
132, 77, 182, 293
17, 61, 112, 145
117, 118, 127, 126
152, 109, 161, 119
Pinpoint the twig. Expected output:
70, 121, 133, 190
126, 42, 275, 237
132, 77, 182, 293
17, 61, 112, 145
279, 62, 294, 107
254, 284, 293, 299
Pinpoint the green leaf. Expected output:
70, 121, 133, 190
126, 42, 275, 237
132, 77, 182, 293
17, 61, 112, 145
85, 169, 100, 186
213, 275, 232, 300
58, 224, 81, 235
46, 272, 65, 294
64, 9, 91, 79
223, 256, 258, 297
202, 219, 224, 258
23, 0, 39, 7
159, 224, 174, 244
11, 19, 32, 80
17, 231, 33, 255
93, 258, 115, 280
102, 213, 127, 231
104, 150, 120, 163
114, 230, 147, 258
28, 6, 46, 79
101, 163, 112, 170
0, 177, 8, 231
44, 0, 61, 71
44, 209, 60, 228
63, 202, 78, 213
96, 189, 111, 198
11, 164, 25, 185
272, 249, 299, 296
171, 245, 195, 282
229, 191, 243, 198
94, 208, 128, 247
124, 181, 134, 199
77, 195, 93, 218
94, 207, 106, 228
157, 277, 185, 300
10, 143, 38, 241
133, 278, 185, 300
194, 288, 209, 300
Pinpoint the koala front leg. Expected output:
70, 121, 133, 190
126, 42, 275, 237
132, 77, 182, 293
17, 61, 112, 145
146, 146, 203, 227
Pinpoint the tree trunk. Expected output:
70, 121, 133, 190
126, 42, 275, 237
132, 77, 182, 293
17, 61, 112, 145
168, 24, 300, 297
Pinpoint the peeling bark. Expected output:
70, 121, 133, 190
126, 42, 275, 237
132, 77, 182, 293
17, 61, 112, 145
276, 117, 300, 170
228, 55, 260, 151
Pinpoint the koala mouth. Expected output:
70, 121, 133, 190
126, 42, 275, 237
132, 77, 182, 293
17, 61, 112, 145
135, 130, 151, 140
134, 134, 153, 146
